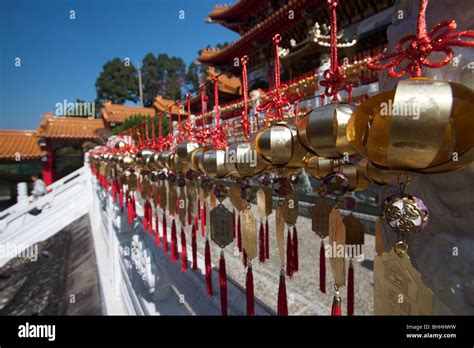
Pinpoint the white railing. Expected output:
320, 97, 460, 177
0, 166, 90, 266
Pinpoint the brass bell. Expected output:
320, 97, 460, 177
356, 159, 393, 186
225, 143, 268, 178
199, 148, 228, 178
255, 122, 306, 168
298, 103, 356, 159
135, 148, 154, 166
347, 78, 474, 172
176, 142, 199, 173
190, 146, 212, 173
304, 155, 368, 191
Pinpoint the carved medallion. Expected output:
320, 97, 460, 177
210, 204, 234, 249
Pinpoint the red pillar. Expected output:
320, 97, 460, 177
42, 140, 54, 186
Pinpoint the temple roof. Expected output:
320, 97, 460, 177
153, 96, 183, 116
207, 0, 268, 32
206, 67, 242, 95
0, 130, 44, 160
37, 113, 105, 140
101, 101, 156, 124
199, 0, 325, 65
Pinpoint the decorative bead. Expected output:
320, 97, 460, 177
381, 194, 429, 234
317, 183, 328, 197
323, 172, 350, 196
177, 175, 186, 187
240, 184, 256, 202
344, 196, 357, 210
272, 177, 292, 196
200, 178, 213, 192
158, 171, 167, 181
167, 173, 176, 182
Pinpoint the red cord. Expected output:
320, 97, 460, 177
240, 55, 251, 141
319, 0, 346, 100
368, 0, 474, 78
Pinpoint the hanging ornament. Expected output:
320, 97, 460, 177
349, 0, 474, 174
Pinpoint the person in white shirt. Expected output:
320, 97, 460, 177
31, 174, 47, 198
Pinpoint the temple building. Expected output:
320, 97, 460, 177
197, 0, 395, 137
101, 101, 156, 128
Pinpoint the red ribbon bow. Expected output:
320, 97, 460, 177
368, 0, 474, 78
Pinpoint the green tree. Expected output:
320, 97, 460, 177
95, 58, 138, 105
141, 53, 186, 105
186, 61, 201, 93
112, 114, 169, 143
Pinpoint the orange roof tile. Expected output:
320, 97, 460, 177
37, 114, 105, 140
101, 101, 156, 124
208, 0, 267, 21
153, 96, 183, 116
0, 130, 44, 160
207, 67, 242, 95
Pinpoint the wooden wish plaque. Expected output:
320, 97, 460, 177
311, 200, 333, 239
328, 207, 346, 288
282, 191, 298, 225
257, 187, 273, 217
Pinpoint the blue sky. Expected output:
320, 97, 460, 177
0, 0, 238, 130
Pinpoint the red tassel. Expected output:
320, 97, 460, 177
203, 201, 207, 225
277, 272, 288, 316
237, 214, 242, 252
232, 209, 236, 239
127, 194, 133, 225
292, 226, 298, 273
119, 187, 124, 212
205, 239, 213, 296
131, 195, 136, 219
286, 229, 293, 278
246, 265, 255, 316
320, 240, 326, 293
258, 222, 265, 263
201, 201, 206, 237
197, 198, 201, 220
170, 219, 178, 263
191, 219, 197, 271
162, 213, 168, 253
348, 260, 354, 316
243, 248, 248, 267
265, 218, 270, 259
219, 252, 228, 316
331, 290, 342, 316
181, 227, 187, 272
154, 213, 160, 247
143, 200, 149, 231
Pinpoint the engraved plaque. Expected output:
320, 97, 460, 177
187, 181, 198, 218
241, 208, 257, 260
311, 201, 333, 238
276, 207, 285, 265
178, 188, 187, 225
329, 207, 346, 288
229, 182, 246, 212
282, 191, 298, 225
159, 181, 167, 210
374, 248, 434, 315
153, 184, 159, 207
128, 173, 137, 192
168, 182, 177, 216
344, 213, 365, 246
210, 204, 234, 248
375, 217, 384, 256
140, 175, 150, 199
257, 187, 273, 217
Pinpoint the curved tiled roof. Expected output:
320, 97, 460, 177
200, 0, 325, 65
101, 101, 156, 124
37, 114, 105, 140
208, 0, 267, 21
0, 130, 44, 160
207, 67, 242, 95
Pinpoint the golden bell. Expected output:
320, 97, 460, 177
347, 78, 474, 172
255, 123, 306, 168
135, 148, 154, 166
176, 142, 199, 173
304, 155, 368, 191
120, 154, 135, 169
225, 143, 268, 178
159, 150, 175, 171
297, 103, 356, 159
190, 146, 212, 173
356, 159, 393, 186
199, 148, 228, 178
